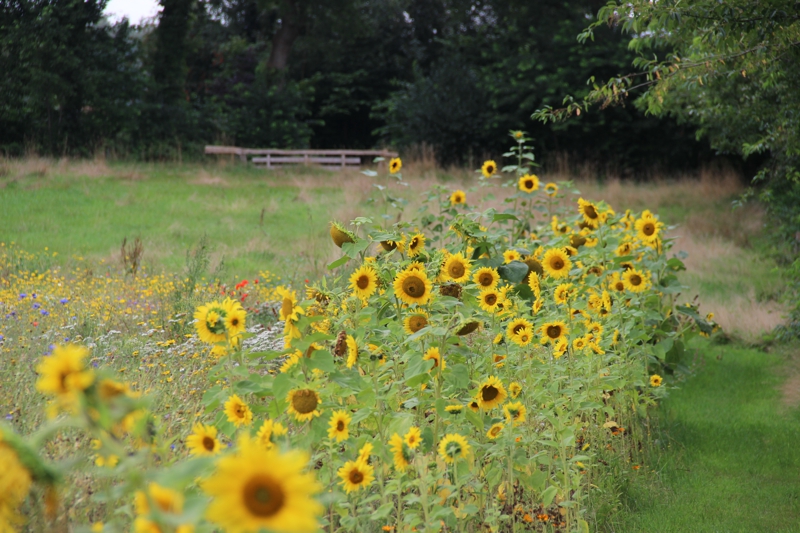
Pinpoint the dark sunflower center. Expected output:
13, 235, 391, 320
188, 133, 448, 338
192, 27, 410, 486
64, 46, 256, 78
485, 294, 497, 305
479, 273, 494, 286
235, 405, 246, 418
402, 276, 425, 297
615, 282, 625, 291
409, 316, 427, 332
482, 385, 499, 401
584, 204, 598, 219
643, 223, 655, 236
524, 179, 533, 189
202, 436, 215, 451
410, 237, 419, 250
357, 275, 370, 289
490, 426, 501, 436
448, 262, 465, 278
291, 390, 319, 414
336, 420, 345, 431
519, 333, 529, 342
59, 371, 70, 392
243, 475, 285, 517
381, 240, 397, 251
349, 470, 364, 484
550, 257, 564, 270
429, 355, 440, 367
630, 274, 642, 286
281, 298, 293, 318
231, 317, 239, 327
513, 324, 525, 334
547, 325, 562, 339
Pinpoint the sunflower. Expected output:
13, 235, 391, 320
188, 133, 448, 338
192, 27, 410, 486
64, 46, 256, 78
286, 389, 322, 422
445, 404, 463, 415
493, 354, 506, 367
135, 482, 183, 517
509, 382, 522, 399
257, 419, 286, 450
542, 248, 572, 279
506, 317, 532, 338
442, 252, 471, 283
224, 395, 253, 427
345, 335, 359, 369
280, 350, 302, 373
438, 434, 471, 463
473, 267, 499, 289
503, 249, 522, 264
474, 289, 501, 316
389, 433, 411, 472
518, 174, 539, 193
403, 313, 429, 335
616, 241, 634, 257
544, 182, 558, 197
393, 267, 432, 305
194, 301, 229, 344
349, 265, 378, 301
621, 268, 648, 293
423, 346, 445, 370
481, 160, 497, 178
0, 436, 32, 527
389, 157, 402, 174
503, 402, 527, 425
528, 270, 541, 296
609, 272, 626, 293
35, 344, 94, 412
223, 298, 247, 339
329, 221, 356, 248
450, 190, 466, 205
477, 376, 507, 410
203, 436, 322, 533
554, 283, 575, 305
186, 423, 222, 456
540, 321, 568, 345
404, 426, 422, 449
650, 375, 663, 387
328, 410, 352, 442
486, 423, 505, 440
577, 198, 601, 227
551, 215, 570, 235
635, 215, 660, 243
338, 459, 374, 494
572, 337, 588, 352
358, 442, 373, 463
407, 233, 426, 257
510, 327, 533, 347
532, 298, 543, 315
468, 400, 480, 412
277, 286, 305, 339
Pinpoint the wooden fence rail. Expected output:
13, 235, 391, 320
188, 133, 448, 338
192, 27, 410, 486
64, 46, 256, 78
204, 146, 398, 169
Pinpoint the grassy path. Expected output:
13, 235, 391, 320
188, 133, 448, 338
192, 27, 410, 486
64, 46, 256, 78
610, 341, 800, 532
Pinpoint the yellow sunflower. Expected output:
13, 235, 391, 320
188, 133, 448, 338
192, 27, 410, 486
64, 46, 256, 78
481, 160, 497, 178
358, 442, 373, 463
473, 266, 499, 289
478, 287, 503, 313
35, 344, 94, 413
577, 198, 601, 227
423, 346, 445, 370
224, 394, 253, 427
0, 439, 31, 530
486, 423, 504, 440
328, 410, 352, 442
330, 222, 356, 248
635, 215, 660, 243
622, 268, 649, 293
518, 174, 539, 193
445, 404, 464, 415
407, 233, 426, 257
194, 301, 229, 344
528, 270, 541, 296
257, 419, 287, 450
277, 286, 305, 339
345, 335, 359, 369
438, 433, 471, 463
609, 272, 626, 293
503, 249, 521, 264
338, 459, 374, 494
468, 400, 480, 412
389, 433, 411, 472
389, 157, 402, 174
532, 298, 543, 315
572, 337, 588, 352
542, 248, 572, 279
616, 241, 635, 256
506, 317, 532, 338
509, 382, 522, 399
650, 374, 663, 387
403, 313, 429, 335
349, 265, 378, 301
554, 283, 575, 305
287, 389, 322, 422
186, 423, 222, 456
280, 350, 302, 373
503, 401, 527, 425
510, 326, 533, 347
393, 267, 433, 305
223, 298, 247, 340
442, 252, 471, 283
544, 182, 558, 197
450, 190, 466, 205
404, 426, 422, 449
203, 436, 322, 533
477, 375, 507, 410
540, 321, 568, 345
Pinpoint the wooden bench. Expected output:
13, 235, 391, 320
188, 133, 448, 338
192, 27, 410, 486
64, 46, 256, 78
204, 146, 398, 169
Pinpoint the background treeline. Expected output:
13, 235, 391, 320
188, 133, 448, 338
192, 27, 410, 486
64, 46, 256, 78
0, 0, 718, 170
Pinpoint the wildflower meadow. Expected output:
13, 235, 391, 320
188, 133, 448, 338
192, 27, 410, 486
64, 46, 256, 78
0, 133, 725, 533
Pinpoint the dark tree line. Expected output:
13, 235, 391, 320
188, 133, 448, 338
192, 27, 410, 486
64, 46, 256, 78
0, 0, 717, 170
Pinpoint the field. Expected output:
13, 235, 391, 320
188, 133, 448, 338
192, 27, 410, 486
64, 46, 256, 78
1, 154, 797, 533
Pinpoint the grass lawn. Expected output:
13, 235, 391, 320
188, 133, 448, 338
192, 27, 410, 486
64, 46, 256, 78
608, 340, 800, 532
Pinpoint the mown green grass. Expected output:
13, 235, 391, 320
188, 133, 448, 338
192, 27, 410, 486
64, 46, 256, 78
608, 340, 800, 533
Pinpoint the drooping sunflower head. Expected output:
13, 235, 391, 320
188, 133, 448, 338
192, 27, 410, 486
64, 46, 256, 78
345, 335, 358, 369
403, 313, 429, 335
349, 265, 378, 301
224, 394, 253, 428
438, 433, 471, 463
186, 423, 221, 456
389, 157, 402, 174
477, 375, 507, 410
456, 321, 481, 336
338, 459, 374, 493
473, 267, 499, 289
542, 248, 572, 279
523, 257, 544, 284
407, 233, 426, 257
486, 423, 504, 440
287, 388, 322, 422
544, 182, 559, 197
481, 160, 498, 178
327, 410, 352, 442
442, 252, 471, 283
518, 174, 539, 193
329, 221, 356, 248
450, 190, 466, 205
393, 267, 432, 305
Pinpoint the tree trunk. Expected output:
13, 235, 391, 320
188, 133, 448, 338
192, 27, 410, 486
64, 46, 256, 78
266, 0, 305, 71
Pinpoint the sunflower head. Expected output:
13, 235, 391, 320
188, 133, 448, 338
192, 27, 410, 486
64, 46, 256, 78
380, 240, 398, 252
503, 401, 527, 425
474, 267, 499, 289
389, 157, 402, 174
224, 394, 253, 427
423, 347, 445, 370
509, 382, 522, 398
503, 249, 521, 264
542, 248, 572, 279
650, 374, 663, 387
338, 458, 375, 493
544, 182, 559, 197
450, 190, 466, 205
477, 375, 507, 409
329, 221, 356, 248
486, 423, 504, 440
438, 433, 471, 463
328, 410, 352, 442
518, 174, 540, 193
442, 252, 471, 283
187, 423, 221, 456
393, 267, 432, 305
456, 321, 481, 336
481, 160, 498, 178
287, 389, 322, 422
349, 265, 378, 301
403, 313, 429, 335
407, 233, 426, 257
